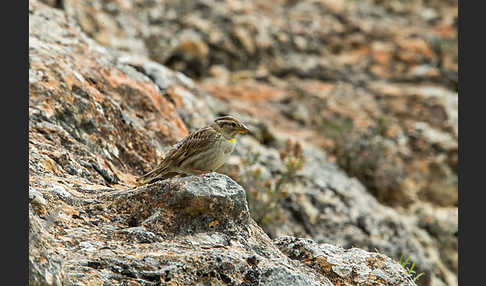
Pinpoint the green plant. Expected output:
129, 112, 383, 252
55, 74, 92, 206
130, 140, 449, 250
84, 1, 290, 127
375, 115, 389, 137
399, 254, 425, 282
372, 248, 425, 283
320, 116, 354, 143
225, 139, 305, 228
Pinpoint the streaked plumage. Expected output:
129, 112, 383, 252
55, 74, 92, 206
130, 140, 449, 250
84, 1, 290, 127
136, 115, 249, 185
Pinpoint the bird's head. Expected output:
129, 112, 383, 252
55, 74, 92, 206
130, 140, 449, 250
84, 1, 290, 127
214, 115, 249, 140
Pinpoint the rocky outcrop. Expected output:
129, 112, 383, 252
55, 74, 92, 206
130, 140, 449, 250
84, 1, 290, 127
225, 136, 457, 286
31, 168, 421, 285
30, 172, 331, 285
29, 0, 457, 285
105, 174, 252, 238
60, 0, 457, 84
275, 237, 416, 286
58, 0, 457, 209
59, 0, 458, 208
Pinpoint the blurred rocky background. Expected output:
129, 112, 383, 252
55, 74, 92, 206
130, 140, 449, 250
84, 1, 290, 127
30, 0, 457, 285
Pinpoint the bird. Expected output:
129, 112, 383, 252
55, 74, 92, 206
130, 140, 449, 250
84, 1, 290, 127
136, 115, 249, 185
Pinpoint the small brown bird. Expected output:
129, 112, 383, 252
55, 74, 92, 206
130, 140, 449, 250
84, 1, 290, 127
136, 115, 249, 185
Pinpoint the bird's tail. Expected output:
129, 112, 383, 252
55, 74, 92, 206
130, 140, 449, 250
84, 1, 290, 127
136, 166, 179, 186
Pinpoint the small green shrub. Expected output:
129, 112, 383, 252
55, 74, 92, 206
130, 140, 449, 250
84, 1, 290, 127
399, 254, 425, 282
225, 139, 305, 228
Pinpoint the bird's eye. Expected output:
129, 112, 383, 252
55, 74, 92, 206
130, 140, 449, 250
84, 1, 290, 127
231, 122, 237, 127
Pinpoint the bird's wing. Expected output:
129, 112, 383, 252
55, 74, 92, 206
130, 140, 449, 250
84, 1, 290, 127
167, 126, 220, 168
136, 126, 221, 185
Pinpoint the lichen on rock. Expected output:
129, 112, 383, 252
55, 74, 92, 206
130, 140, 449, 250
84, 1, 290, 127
103, 173, 251, 237
29, 0, 456, 285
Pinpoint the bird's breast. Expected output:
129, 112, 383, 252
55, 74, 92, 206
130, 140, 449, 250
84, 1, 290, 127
194, 138, 234, 171
223, 139, 236, 154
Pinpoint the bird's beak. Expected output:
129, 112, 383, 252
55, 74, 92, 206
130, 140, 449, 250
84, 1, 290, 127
238, 124, 249, 134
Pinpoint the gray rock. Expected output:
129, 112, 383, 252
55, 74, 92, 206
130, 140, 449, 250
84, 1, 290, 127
275, 236, 416, 286
104, 173, 251, 236
28, 1, 454, 285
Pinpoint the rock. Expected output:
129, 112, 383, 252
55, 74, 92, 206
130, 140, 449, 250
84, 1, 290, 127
29, 1, 456, 286
29, 187, 47, 206
115, 54, 215, 131
414, 203, 458, 277
233, 26, 256, 54
31, 165, 418, 286
103, 173, 251, 237
275, 237, 416, 286
29, 0, 190, 186
59, 0, 458, 209
228, 135, 441, 284
29, 205, 65, 286
61, 0, 457, 86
